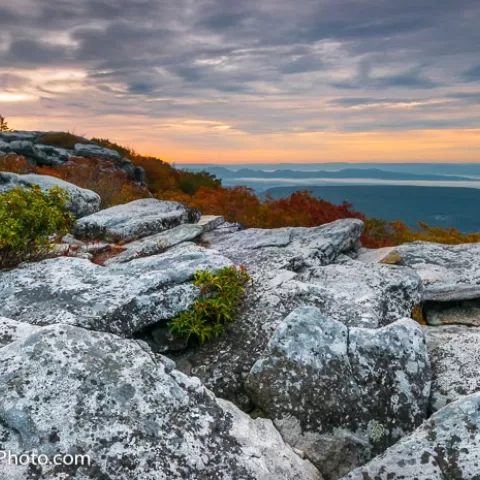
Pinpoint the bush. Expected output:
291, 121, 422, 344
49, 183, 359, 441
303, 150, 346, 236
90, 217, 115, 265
0, 185, 73, 268
36, 157, 150, 208
0, 154, 35, 174
37, 132, 89, 149
168, 265, 251, 344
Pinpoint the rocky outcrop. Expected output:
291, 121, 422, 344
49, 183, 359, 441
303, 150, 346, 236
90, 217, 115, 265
73, 198, 201, 241
425, 325, 480, 412
341, 392, 480, 480
0, 324, 321, 480
0, 171, 101, 218
359, 242, 480, 302
177, 220, 422, 412
246, 307, 430, 479
0, 131, 144, 183
0, 243, 232, 336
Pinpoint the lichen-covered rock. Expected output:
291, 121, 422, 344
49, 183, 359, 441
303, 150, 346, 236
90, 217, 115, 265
73, 198, 201, 241
32, 143, 70, 165
0, 324, 322, 480
341, 392, 480, 480
205, 219, 364, 272
0, 172, 101, 218
425, 325, 480, 412
104, 224, 204, 265
360, 241, 480, 302
246, 307, 431, 479
0, 243, 232, 336
73, 142, 122, 160
0, 317, 40, 349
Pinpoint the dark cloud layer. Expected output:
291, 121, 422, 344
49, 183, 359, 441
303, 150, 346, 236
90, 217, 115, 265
0, 0, 479, 140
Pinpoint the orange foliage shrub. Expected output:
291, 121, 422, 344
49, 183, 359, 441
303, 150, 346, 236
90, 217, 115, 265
36, 157, 150, 208
0, 154, 35, 174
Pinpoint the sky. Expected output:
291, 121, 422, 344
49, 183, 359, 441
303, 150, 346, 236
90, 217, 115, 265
1, 0, 479, 163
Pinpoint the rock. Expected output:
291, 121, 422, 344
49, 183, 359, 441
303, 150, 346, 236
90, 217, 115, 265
134, 165, 146, 183
0, 131, 39, 142
73, 143, 122, 161
0, 140, 12, 152
8, 140, 35, 157
0, 317, 40, 349
297, 255, 422, 328
425, 325, 480, 412
341, 392, 480, 480
0, 172, 101, 218
197, 215, 225, 232
0, 324, 322, 480
203, 219, 364, 272
32, 144, 70, 165
423, 298, 480, 327
104, 224, 204, 265
360, 241, 480, 302
0, 243, 232, 336
73, 198, 201, 242
246, 307, 430, 479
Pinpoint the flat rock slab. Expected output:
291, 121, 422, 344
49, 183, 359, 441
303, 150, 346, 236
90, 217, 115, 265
73, 198, 201, 241
425, 325, 480, 412
105, 224, 204, 264
206, 218, 364, 272
341, 392, 480, 480
197, 215, 225, 232
0, 324, 321, 480
0, 172, 101, 218
0, 243, 232, 336
359, 242, 480, 302
246, 308, 430, 479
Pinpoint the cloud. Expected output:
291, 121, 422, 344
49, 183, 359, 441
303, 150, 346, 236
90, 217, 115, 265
0, 0, 479, 160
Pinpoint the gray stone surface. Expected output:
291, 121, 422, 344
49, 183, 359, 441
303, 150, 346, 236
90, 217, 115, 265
341, 392, 480, 480
0, 317, 40, 349
0, 171, 101, 218
359, 241, 480, 302
246, 307, 431, 479
425, 325, 480, 412
197, 215, 225, 232
104, 224, 204, 265
73, 198, 201, 242
0, 243, 232, 336
0, 324, 322, 480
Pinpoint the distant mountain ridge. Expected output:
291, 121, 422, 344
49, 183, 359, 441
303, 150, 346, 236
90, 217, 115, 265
182, 165, 472, 182
265, 185, 480, 233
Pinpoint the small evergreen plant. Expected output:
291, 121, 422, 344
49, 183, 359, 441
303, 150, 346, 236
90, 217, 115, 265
168, 265, 251, 344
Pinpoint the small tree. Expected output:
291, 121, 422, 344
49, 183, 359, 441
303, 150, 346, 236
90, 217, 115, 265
0, 115, 10, 132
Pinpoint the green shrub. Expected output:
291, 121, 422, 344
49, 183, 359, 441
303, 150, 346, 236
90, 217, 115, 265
37, 132, 89, 149
0, 185, 74, 268
168, 265, 251, 344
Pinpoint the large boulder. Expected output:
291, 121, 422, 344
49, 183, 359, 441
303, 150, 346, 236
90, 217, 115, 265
246, 307, 431, 479
341, 392, 480, 480
0, 243, 232, 336
0, 324, 321, 480
0, 172, 101, 218
73, 198, 201, 242
425, 325, 480, 412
